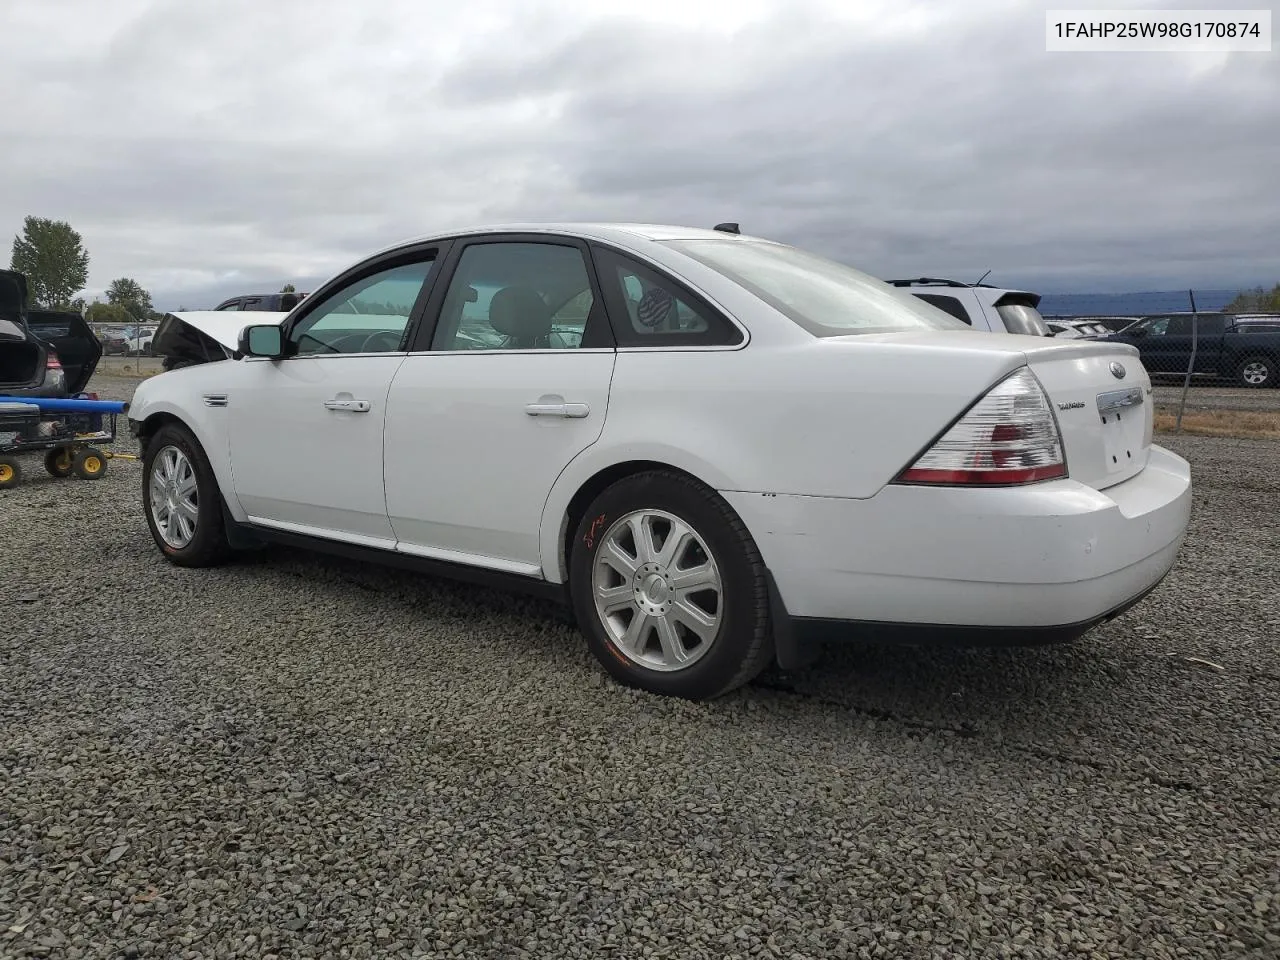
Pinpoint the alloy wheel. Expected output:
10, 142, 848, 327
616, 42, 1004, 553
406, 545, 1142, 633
1242, 361, 1270, 386
592, 509, 723, 672
150, 445, 199, 548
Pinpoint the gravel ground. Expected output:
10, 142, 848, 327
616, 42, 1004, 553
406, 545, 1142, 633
1151, 384, 1280, 414
1, 375, 1277, 959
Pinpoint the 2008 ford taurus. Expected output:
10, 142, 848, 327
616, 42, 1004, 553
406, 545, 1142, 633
128, 223, 1192, 699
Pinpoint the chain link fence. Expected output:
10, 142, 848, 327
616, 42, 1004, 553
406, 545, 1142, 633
1043, 291, 1280, 441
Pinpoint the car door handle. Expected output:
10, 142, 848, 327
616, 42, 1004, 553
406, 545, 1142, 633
324, 398, 371, 413
525, 401, 590, 418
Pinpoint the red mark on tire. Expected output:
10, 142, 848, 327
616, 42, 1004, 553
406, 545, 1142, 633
583, 513, 607, 550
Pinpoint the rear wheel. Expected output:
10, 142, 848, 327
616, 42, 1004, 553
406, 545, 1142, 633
0, 457, 21, 489
142, 423, 232, 567
569, 470, 773, 700
44, 447, 73, 478
1236, 355, 1275, 388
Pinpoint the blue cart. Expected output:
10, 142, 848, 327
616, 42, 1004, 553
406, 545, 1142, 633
0, 394, 131, 489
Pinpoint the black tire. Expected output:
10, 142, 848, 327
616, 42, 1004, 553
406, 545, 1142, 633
1235, 355, 1275, 388
142, 423, 233, 567
71, 447, 108, 480
0, 457, 21, 489
569, 470, 773, 700
44, 447, 73, 478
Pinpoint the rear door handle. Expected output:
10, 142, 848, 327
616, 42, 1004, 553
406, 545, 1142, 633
525, 401, 589, 419
324, 398, 371, 413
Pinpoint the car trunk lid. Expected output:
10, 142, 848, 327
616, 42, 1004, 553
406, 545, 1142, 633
1021, 340, 1151, 490
26, 310, 103, 395
0, 269, 42, 390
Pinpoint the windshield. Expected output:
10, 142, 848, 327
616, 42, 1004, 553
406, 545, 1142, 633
663, 239, 970, 337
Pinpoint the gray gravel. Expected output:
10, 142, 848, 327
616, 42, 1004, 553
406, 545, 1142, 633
1152, 384, 1280, 413
1, 375, 1277, 959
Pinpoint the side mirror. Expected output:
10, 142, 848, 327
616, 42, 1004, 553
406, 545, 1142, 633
238, 324, 285, 358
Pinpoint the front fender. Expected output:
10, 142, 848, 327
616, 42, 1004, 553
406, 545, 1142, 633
128, 370, 245, 522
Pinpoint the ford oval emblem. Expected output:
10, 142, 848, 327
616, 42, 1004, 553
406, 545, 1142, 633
1109, 361, 1126, 379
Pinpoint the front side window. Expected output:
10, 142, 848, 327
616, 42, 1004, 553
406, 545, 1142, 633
664, 238, 968, 337
431, 242, 598, 351
1140, 317, 1174, 337
289, 258, 435, 356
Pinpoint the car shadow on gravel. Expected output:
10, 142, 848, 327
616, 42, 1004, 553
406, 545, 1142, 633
241, 542, 1121, 732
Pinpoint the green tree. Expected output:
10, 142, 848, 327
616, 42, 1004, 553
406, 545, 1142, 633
1224, 283, 1280, 314
281, 282, 296, 293
9, 216, 90, 307
85, 302, 136, 326
106, 277, 154, 317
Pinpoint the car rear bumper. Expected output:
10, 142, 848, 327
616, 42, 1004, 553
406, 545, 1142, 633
724, 444, 1192, 644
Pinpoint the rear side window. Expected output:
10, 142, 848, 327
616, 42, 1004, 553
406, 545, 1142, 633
913, 294, 971, 325
593, 246, 742, 347
430, 241, 606, 351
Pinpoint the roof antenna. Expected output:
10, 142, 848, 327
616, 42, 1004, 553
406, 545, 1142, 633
975, 269, 992, 286
713, 222, 740, 235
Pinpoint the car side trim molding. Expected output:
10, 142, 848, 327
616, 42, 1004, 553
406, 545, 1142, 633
246, 516, 399, 552
394, 540, 542, 578
229, 518, 569, 604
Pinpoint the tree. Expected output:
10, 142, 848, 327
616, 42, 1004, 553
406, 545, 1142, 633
106, 277, 154, 317
85, 302, 136, 326
281, 283, 296, 293
1224, 284, 1280, 314
10, 216, 90, 307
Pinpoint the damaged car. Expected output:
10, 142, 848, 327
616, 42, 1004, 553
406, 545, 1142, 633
1, 269, 102, 399
149, 310, 288, 370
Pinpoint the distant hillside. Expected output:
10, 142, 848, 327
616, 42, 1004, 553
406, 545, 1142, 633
1038, 290, 1238, 318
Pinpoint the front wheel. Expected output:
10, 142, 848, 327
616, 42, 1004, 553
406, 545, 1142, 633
1236, 355, 1275, 388
142, 423, 232, 567
569, 470, 773, 700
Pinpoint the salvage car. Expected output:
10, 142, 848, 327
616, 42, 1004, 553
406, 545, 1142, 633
1, 270, 102, 399
129, 223, 1193, 699
1099, 312, 1280, 387
888, 278, 1052, 336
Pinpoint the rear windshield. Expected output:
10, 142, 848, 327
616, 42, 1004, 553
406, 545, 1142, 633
663, 239, 970, 337
995, 303, 1050, 337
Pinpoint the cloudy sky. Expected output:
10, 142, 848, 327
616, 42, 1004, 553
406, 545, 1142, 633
3, 0, 1277, 309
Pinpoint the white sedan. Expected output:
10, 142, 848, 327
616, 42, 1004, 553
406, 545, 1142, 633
127, 223, 1192, 699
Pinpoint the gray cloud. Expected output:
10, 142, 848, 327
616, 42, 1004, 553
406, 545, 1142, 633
2, 0, 1276, 309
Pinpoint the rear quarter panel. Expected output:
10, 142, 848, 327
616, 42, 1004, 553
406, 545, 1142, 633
538, 337, 1024, 579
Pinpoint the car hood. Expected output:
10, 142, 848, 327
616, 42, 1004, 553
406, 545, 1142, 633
162, 311, 289, 351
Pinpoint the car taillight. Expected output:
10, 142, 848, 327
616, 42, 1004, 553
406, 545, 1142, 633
46, 349, 62, 370
895, 367, 1066, 486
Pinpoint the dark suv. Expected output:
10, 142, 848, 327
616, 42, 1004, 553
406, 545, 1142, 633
212, 292, 307, 312
1, 270, 102, 398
